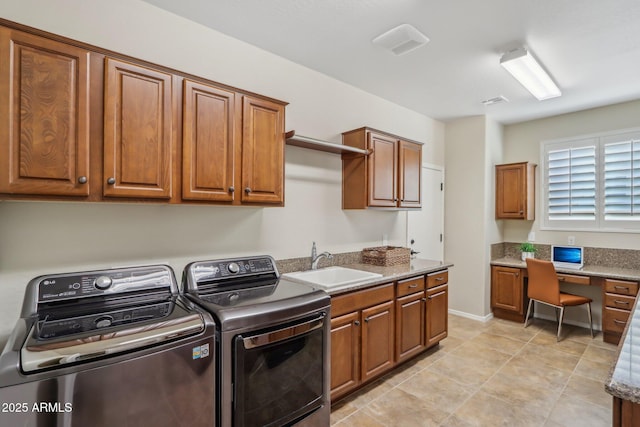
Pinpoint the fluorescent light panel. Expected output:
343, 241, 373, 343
500, 47, 561, 100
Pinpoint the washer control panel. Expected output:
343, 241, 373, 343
35, 266, 175, 303
189, 256, 277, 286
37, 301, 173, 339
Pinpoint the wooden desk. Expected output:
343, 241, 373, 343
490, 259, 640, 345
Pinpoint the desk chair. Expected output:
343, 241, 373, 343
524, 258, 594, 341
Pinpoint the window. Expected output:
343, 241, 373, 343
542, 129, 640, 231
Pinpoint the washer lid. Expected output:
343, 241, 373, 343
20, 298, 205, 373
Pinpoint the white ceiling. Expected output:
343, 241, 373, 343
142, 0, 640, 124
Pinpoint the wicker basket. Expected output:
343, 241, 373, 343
362, 246, 410, 266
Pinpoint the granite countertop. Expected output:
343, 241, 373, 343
304, 259, 453, 296
491, 257, 640, 282
606, 298, 640, 402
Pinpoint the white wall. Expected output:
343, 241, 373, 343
445, 116, 501, 319
484, 118, 505, 308
0, 0, 445, 339
503, 99, 640, 249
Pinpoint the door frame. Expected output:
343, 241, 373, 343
406, 162, 445, 261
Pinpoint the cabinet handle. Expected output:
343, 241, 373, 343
364, 317, 370, 323
228, 186, 235, 193
615, 286, 630, 292
354, 320, 360, 326
421, 298, 427, 302
245, 187, 252, 194
78, 176, 87, 184
614, 319, 626, 325
435, 277, 444, 282
107, 177, 116, 185
519, 210, 524, 214
515, 272, 519, 278
408, 284, 418, 288
615, 300, 630, 306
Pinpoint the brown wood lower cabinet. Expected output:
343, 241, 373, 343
361, 300, 395, 382
491, 265, 527, 322
395, 291, 425, 363
426, 283, 448, 347
330, 312, 360, 398
613, 396, 640, 427
330, 269, 449, 402
330, 283, 395, 401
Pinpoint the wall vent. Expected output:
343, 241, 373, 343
481, 96, 509, 106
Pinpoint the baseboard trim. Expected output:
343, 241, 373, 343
448, 309, 493, 323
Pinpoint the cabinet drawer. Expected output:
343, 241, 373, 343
604, 279, 639, 296
396, 276, 425, 297
604, 293, 636, 311
331, 283, 394, 317
604, 307, 631, 334
427, 270, 448, 289
557, 274, 590, 286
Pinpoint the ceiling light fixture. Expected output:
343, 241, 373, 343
500, 47, 561, 101
372, 24, 429, 56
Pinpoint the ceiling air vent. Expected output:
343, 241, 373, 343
372, 24, 429, 56
482, 96, 509, 106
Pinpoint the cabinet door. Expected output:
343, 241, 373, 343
241, 95, 284, 204
496, 163, 525, 219
367, 132, 397, 207
103, 58, 173, 198
0, 28, 90, 196
426, 284, 448, 347
495, 162, 535, 220
182, 79, 235, 201
491, 266, 523, 313
398, 140, 422, 208
330, 312, 360, 400
395, 292, 425, 363
361, 300, 395, 382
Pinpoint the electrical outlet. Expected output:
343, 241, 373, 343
568, 236, 576, 245
382, 234, 388, 246
527, 232, 535, 242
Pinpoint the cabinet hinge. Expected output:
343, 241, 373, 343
440, 233, 443, 242
440, 182, 443, 191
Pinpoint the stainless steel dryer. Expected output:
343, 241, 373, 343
183, 256, 330, 427
0, 265, 216, 427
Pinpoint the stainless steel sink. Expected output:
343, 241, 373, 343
282, 266, 383, 290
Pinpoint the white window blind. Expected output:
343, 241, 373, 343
542, 129, 640, 231
604, 135, 640, 220
547, 145, 596, 220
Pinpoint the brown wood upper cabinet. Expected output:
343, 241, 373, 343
240, 95, 285, 205
0, 21, 287, 206
0, 28, 91, 197
495, 162, 536, 220
342, 127, 422, 209
103, 58, 174, 199
182, 79, 235, 202
182, 86, 285, 205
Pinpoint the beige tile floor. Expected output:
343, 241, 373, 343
330, 314, 618, 427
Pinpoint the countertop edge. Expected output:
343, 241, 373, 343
490, 258, 640, 282
320, 260, 453, 296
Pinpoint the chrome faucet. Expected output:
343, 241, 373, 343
311, 241, 333, 270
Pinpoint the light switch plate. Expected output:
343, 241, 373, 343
568, 236, 576, 245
